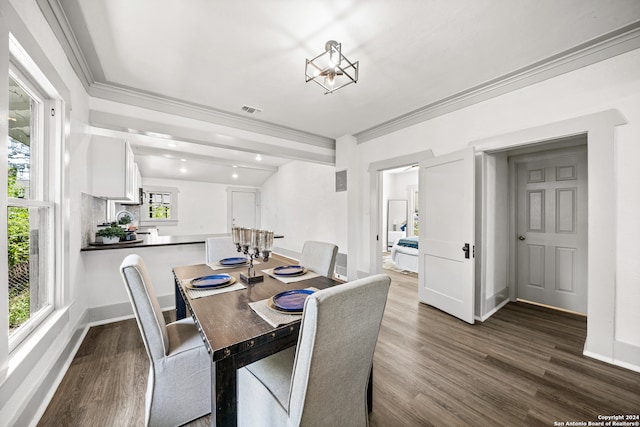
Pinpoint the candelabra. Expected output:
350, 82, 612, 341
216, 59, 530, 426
232, 226, 274, 284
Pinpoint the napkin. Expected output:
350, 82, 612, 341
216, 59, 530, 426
261, 268, 321, 284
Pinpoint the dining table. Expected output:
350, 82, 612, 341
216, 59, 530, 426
173, 255, 372, 427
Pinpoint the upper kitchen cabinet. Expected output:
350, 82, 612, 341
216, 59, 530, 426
90, 136, 139, 202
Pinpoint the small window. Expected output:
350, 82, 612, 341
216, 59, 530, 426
140, 186, 179, 225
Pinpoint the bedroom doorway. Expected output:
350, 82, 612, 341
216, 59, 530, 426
369, 150, 434, 275
381, 166, 419, 274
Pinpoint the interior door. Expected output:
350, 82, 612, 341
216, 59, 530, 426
515, 147, 587, 313
419, 147, 475, 324
231, 190, 257, 228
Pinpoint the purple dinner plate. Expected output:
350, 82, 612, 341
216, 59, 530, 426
272, 289, 314, 312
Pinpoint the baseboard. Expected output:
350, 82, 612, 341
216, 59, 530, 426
87, 293, 176, 325
271, 247, 300, 262
613, 340, 640, 373
476, 297, 510, 322
22, 311, 90, 427
22, 294, 178, 426
583, 339, 640, 373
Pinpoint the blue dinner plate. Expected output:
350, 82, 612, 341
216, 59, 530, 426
273, 265, 306, 276
190, 274, 232, 288
219, 257, 248, 266
272, 289, 315, 312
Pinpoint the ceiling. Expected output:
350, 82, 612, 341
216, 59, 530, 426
40, 0, 640, 185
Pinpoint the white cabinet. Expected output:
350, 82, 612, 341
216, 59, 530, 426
90, 136, 139, 202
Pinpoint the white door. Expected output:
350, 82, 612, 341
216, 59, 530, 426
515, 147, 587, 313
419, 147, 475, 324
231, 191, 257, 228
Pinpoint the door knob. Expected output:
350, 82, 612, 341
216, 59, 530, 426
518, 235, 526, 241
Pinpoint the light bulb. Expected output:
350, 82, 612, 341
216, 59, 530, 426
325, 73, 335, 87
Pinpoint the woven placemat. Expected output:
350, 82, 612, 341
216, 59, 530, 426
181, 277, 246, 299
262, 268, 320, 284
249, 287, 318, 327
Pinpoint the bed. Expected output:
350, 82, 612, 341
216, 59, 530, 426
390, 236, 419, 273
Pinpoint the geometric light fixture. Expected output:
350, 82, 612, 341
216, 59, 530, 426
305, 40, 359, 94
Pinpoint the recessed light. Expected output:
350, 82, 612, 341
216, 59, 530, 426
232, 173, 238, 179
179, 168, 187, 173
168, 143, 177, 148
180, 158, 186, 162
255, 154, 262, 161
232, 165, 238, 168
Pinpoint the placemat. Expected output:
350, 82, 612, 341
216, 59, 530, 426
206, 260, 260, 271
181, 277, 246, 299
262, 267, 320, 284
249, 287, 318, 327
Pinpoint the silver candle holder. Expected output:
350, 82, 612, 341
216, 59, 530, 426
232, 226, 274, 284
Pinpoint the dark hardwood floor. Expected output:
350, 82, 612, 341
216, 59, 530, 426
38, 268, 640, 426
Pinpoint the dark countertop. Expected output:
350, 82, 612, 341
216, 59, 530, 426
81, 233, 228, 251
81, 233, 284, 251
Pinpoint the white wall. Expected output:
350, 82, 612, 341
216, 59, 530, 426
141, 177, 232, 235
339, 48, 640, 370
260, 160, 339, 258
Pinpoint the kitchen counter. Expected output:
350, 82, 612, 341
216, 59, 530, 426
81, 232, 284, 251
81, 233, 230, 251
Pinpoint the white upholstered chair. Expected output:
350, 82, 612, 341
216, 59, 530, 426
205, 236, 239, 263
120, 254, 211, 427
299, 240, 338, 278
237, 274, 391, 427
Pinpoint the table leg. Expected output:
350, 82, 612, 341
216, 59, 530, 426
175, 280, 186, 320
213, 357, 237, 427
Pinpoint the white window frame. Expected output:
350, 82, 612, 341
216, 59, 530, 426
140, 185, 179, 226
6, 38, 61, 352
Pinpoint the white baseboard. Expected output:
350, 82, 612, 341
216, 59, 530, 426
476, 297, 510, 322
584, 339, 640, 373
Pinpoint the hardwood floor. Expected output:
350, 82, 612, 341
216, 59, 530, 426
38, 268, 639, 426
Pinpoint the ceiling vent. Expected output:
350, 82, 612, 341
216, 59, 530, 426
241, 105, 262, 114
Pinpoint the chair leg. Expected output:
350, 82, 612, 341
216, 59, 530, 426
367, 365, 373, 413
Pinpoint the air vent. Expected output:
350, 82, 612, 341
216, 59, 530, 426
241, 105, 262, 114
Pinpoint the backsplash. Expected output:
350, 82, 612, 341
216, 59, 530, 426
81, 193, 142, 247
81, 192, 107, 247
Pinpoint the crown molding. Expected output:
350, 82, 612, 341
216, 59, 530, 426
38, 0, 639, 147
354, 20, 640, 143
37, 0, 335, 150
36, 0, 93, 89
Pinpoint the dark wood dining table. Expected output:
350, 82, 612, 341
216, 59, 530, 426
173, 256, 352, 427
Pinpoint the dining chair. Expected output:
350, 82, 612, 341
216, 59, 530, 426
120, 254, 211, 427
237, 273, 391, 427
205, 236, 240, 263
299, 240, 338, 278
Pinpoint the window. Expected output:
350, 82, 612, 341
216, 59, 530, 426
6, 57, 58, 349
140, 186, 179, 225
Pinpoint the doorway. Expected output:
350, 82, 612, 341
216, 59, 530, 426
510, 144, 588, 314
368, 150, 434, 275
381, 165, 419, 273
227, 187, 260, 230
